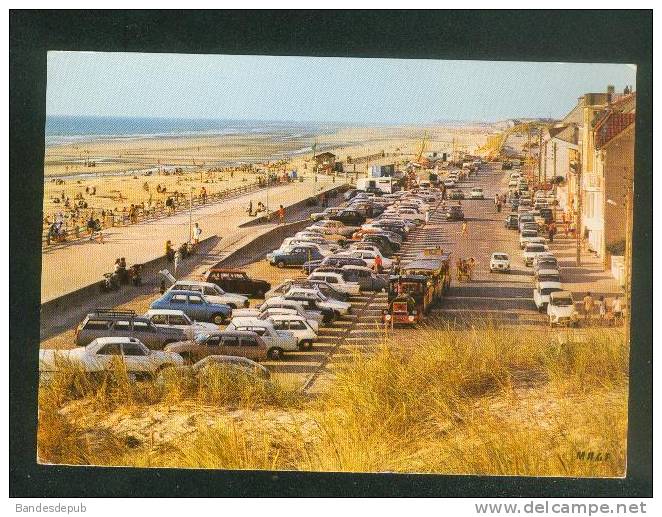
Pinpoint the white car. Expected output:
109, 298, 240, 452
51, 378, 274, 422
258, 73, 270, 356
489, 253, 511, 273
225, 317, 299, 358
283, 287, 351, 316
143, 309, 219, 340
533, 281, 563, 311
510, 172, 521, 179
547, 291, 579, 327
338, 249, 393, 270
281, 237, 339, 253
267, 314, 318, 350
233, 298, 324, 325
443, 178, 456, 187
39, 337, 184, 377
169, 280, 249, 309
522, 243, 549, 266
508, 180, 518, 188
256, 308, 320, 333
519, 229, 543, 248
469, 187, 484, 199
534, 268, 561, 284
307, 271, 361, 295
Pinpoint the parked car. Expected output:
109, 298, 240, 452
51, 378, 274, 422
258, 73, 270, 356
205, 268, 271, 298
178, 355, 271, 380
307, 271, 361, 296
343, 189, 359, 201
232, 298, 324, 326
533, 281, 563, 311
443, 178, 456, 188
143, 309, 219, 340
150, 290, 232, 325
489, 253, 511, 273
225, 318, 299, 359
522, 243, 549, 267
309, 206, 345, 222
342, 265, 388, 292
445, 205, 465, 220
547, 291, 579, 327
505, 214, 519, 229
519, 229, 543, 248
283, 287, 351, 316
267, 314, 317, 350
169, 280, 249, 308
469, 187, 484, 199
165, 330, 270, 363
362, 233, 399, 255
330, 210, 366, 226
338, 249, 393, 270
534, 269, 561, 284
309, 219, 358, 237
533, 254, 559, 273
40, 337, 183, 377
449, 189, 465, 200
267, 246, 326, 268
75, 309, 186, 349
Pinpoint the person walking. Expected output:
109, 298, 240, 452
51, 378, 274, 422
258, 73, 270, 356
461, 221, 468, 237
248, 200, 253, 216
597, 296, 606, 324
278, 205, 285, 224
425, 208, 430, 224
612, 295, 623, 324
193, 222, 202, 245
583, 292, 594, 322
173, 248, 182, 277
374, 253, 383, 274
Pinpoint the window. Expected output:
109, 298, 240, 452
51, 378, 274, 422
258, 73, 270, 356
133, 321, 155, 332
207, 272, 220, 281
289, 320, 307, 330
171, 294, 187, 304
149, 314, 167, 325
170, 315, 189, 325
84, 320, 111, 330
271, 321, 287, 331
188, 295, 204, 305
326, 277, 337, 284
206, 336, 222, 347
206, 286, 223, 295
240, 337, 259, 347
113, 320, 132, 331
97, 343, 121, 355
122, 343, 147, 356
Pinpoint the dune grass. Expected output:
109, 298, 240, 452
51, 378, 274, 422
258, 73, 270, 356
37, 325, 629, 476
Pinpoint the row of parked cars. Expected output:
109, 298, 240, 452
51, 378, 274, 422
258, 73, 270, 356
502, 172, 579, 327
41, 186, 441, 379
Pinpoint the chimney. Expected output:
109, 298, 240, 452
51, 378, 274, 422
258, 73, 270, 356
607, 84, 615, 101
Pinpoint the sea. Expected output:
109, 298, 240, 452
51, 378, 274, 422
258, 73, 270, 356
45, 115, 339, 148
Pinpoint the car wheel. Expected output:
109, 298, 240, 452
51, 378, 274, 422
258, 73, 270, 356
276, 261, 285, 269
227, 303, 237, 310
255, 289, 264, 298
301, 340, 313, 351
268, 347, 284, 360
211, 313, 227, 325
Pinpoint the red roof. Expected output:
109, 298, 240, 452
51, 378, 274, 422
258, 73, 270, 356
595, 112, 635, 149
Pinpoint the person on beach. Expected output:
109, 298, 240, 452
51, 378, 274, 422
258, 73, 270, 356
374, 254, 383, 274
200, 186, 207, 204
461, 221, 468, 237
248, 200, 253, 216
612, 295, 623, 324
174, 249, 182, 277
278, 205, 285, 224
583, 292, 594, 322
597, 296, 606, 324
193, 222, 202, 245
165, 240, 174, 262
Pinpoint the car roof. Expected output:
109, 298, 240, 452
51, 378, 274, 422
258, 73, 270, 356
268, 313, 305, 321
172, 280, 217, 288
538, 281, 562, 288
231, 317, 273, 325
537, 269, 560, 275
209, 268, 247, 274
491, 252, 509, 257
145, 309, 187, 316
92, 336, 141, 345
550, 291, 573, 299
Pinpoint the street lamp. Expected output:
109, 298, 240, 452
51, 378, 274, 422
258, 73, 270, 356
189, 186, 193, 242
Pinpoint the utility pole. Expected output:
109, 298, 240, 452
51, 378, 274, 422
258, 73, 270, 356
537, 130, 543, 188
623, 170, 633, 343
188, 187, 193, 242
575, 156, 582, 266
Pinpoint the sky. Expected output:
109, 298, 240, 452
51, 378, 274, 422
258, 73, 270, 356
46, 52, 636, 123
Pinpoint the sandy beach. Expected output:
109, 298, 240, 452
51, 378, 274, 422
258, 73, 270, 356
42, 123, 492, 226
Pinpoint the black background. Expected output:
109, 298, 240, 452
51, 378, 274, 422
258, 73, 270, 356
10, 10, 652, 498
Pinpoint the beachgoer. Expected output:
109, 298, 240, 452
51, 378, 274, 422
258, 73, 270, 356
597, 296, 606, 323
174, 249, 182, 277
583, 292, 594, 322
461, 221, 468, 237
278, 205, 285, 224
193, 222, 202, 245
612, 295, 623, 323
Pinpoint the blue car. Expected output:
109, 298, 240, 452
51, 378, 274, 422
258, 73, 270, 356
267, 246, 325, 268
150, 290, 232, 325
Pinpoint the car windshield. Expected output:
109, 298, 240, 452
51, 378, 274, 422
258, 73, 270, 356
526, 245, 545, 252
522, 231, 537, 237
538, 275, 560, 283
541, 287, 562, 296
493, 254, 509, 261
195, 333, 211, 343
552, 297, 574, 306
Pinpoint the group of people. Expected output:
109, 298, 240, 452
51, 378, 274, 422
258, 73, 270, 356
456, 257, 476, 281
582, 292, 625, 326
494, 193, 507, 212
164, 223, 203, 277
